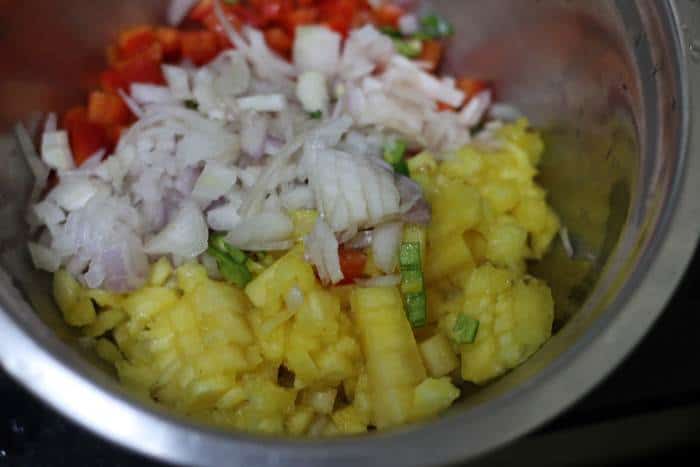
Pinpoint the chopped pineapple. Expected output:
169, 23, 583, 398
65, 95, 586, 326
50, 121, 559, 435
444, 264, 554, 384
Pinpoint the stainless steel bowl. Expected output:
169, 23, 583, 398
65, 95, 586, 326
0, 1, 698, 466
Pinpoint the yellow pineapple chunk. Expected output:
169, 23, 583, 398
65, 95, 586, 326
53, 269, 82, 319
411, 377, 460, 420
418, 333, 459, 377
351, 287, 426, 428
456, 264, 554, 384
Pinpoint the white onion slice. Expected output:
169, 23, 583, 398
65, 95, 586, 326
371, 222, 403, 273
167, 0, 198, 26
225, 212, 293, 249
144, 200, 208, 258
305, 217, 343, 284
294, 26, 341, 75
41, 130, 74, 171
49, 178, 100, 212
28, 242, 61, 272
237, 94, 287, 112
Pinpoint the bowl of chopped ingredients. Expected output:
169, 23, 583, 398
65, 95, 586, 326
0, 0, 697, 465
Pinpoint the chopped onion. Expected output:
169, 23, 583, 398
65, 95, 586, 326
296, 71, 329, 113
225, 212, 293, 249
345, 229, 373, 249
305, 217, 343, 284
49, 178, 100, 211
192, 161, 237, 206
214, 52, 251, 97
459, 90, 492, 127
117, 89, 144, 118
33, 199, 65, 226
144, 200, 208, 258
28, 242, 61, 272
44, 113, 57, 133
41, 130, 74, 171
167, 0, 198, 25
294, 26, 341, 75
131, 84, 175, 105
162, 65, 192, 100
240, 113, 268, 158
207, 202, 242, 231
371, 222, 403, 273
237, 94, 287, 112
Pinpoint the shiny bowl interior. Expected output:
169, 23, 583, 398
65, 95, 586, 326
0, 1, 698, 466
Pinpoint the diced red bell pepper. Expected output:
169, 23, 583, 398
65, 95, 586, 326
264, 27, 293, 56
115, 42, 164, 85
118, 26, 158, 59
180, 31, 221, 65
63, 107, 109, 166
373, 4, 404, 28
456, 77, 491, 102
284, 7, 319, 33
156, 27, 182, 61
100, 69, 126, 93
87, 91, 131, 127
338, 247, 368, 283
419, 39, 443, 72
106, 125, 127, 148
252, 0, 294, 27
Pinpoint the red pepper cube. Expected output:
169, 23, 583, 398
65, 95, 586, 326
181, 30, 221, 65
88, 91, 131, 127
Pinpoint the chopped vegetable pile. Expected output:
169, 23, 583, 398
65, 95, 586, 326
24, 0, 560, 436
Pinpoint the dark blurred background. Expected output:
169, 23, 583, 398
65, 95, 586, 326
0, 251, 698, 466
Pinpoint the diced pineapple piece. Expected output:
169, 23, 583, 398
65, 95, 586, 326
84, 308, 127, 337
485, 219, 528, 272
425, 234, 474, 283
184, 374, 232, 410
245, 246, 314, 308
419, 333, 459, 377
351, 287, 427, 428
286, 406, 315, 435
411, 377, 460, 420
176, 262, 209, 293
116, 361, 158, 392
123, 287, 179, 328
95, 338, 123, 364
332, 406, 368, 434
149, 256, 173, 286
64, 295, 96, 327
429, 178, 482, 241
84, 288, 121, 308
53, 270, 82, 318
303, 388, 337, 415
249, 312, 287, 363
245, 379, 296, 416
457, 264, 554, 384
216, 385, 248, 409
439, 145, 483, 181
187, 279, 249, 316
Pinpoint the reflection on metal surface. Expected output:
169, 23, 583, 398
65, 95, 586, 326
0, 1, 696, 466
